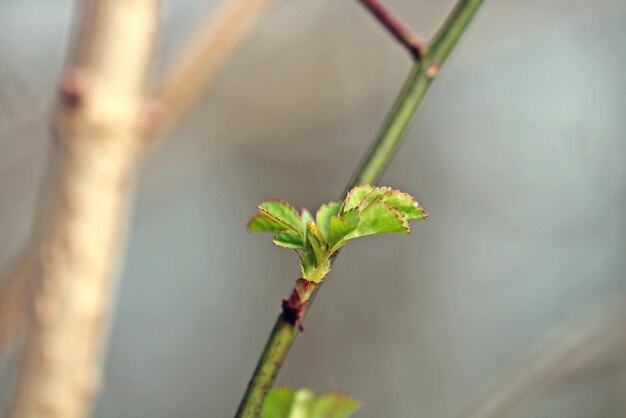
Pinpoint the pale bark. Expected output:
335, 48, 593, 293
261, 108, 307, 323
2, 1, 274, 415
0, 251, 32, 355
0, 0, 276, 361
7, 1, 158, 416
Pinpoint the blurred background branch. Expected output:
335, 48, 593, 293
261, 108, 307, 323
462, 304, 626, 418
357, 0, 425, 60
1, 0, 274, 417
0, 0, 273, 356
7, 0, 159, 416
150, 0, 274, 137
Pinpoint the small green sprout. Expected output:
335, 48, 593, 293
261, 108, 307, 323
263, 387, 359, 418
247, 185, 427, 285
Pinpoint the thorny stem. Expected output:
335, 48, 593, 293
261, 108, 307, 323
234, 1, 486, 417
358, 0, 425, 61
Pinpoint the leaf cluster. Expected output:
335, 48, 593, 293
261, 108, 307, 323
248, 185, 427, 283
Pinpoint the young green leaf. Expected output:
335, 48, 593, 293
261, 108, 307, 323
300, 222, 330, 283
381, 189, 428, 220
273, 231, 305, 250
263, 388, 314, 418
263, 388, 359, 418
327, 215, 356, 249
248, 186, 425, 286
301, 257, 330, 284
259, 200, 303, 235
306, 221, 327, 264
299, 247, 318, 280
357, 186, 392, 211
342, 207, 359, 225
301, 208, 315, 232
312, 393, 360, 418
343, 184, 374, 212
300, 208, 314, 249
315, 202, 341, 241
247, 214, 288, 233
353, 201, 409, 237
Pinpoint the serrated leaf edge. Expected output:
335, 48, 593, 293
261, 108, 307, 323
263, 198, 300, 215
258, 201, 303, 235
259, 199, 302, 226
384, 201, 411, 233
343, 184, 374, 212
246, 214, 276, 232
382, 188, 428, 220
272, 232, 304, 250
362, 201, 411, 234
357, 186, 393, 212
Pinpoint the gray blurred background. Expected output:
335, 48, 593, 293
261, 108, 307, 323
1, 0, 626, 417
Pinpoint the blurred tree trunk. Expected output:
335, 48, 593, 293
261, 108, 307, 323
2, 0, 274, 417
7, 1, 159, 417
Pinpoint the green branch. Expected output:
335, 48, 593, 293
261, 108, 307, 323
349, 0, 485, 189
235, 318, 298, 418
234, 1, 485, 417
